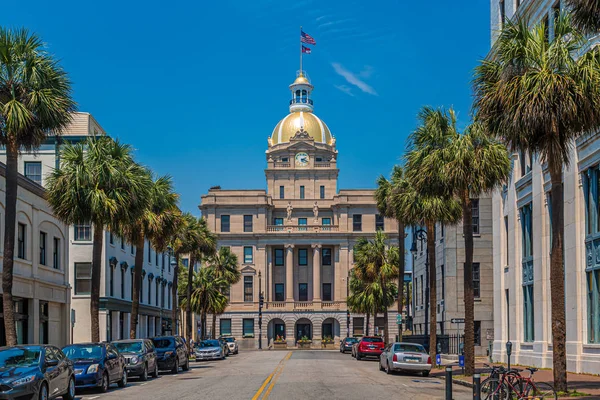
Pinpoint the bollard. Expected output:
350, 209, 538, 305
445, 367, 453, 400
473, 374, 481, 400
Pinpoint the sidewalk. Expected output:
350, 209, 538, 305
430, 360, 600, 399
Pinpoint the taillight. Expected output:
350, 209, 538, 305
393, 354, 397, 362
427, 356, 431, 364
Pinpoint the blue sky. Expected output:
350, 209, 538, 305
1, 0, 491, 215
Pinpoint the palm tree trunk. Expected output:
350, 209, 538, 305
426, 220, 437, 357
212, 314, 217, 339
172, 253, 179, 334
130, 233, 145, 339
366, 311, 370, 336
397, 221, 406, 342
186, 256, 195, 354
548, 157, 568, 392
2, 140, 19, 346
90, 222, 104, 342
382, 279, 390, 345
461, 193, 475, 376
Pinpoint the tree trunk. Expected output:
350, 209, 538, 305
397, 221, 406, 342
382, 279, 390, 345
548, 157, 568, 392
2, 140, 19, 346
212, 314, 217, 339
426, 220, 437, 357
365, 311, 370, 336
130, 232, 145, 339
461, 193, 475, 376
90, 223, 104, 342
172, 253, 179, 334
186, 256, 195, 354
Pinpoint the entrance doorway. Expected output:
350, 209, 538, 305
295, 318, 312, 342
275, 323, 285, 339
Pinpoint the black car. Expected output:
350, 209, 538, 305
151, 336, 189, 374
0, 345, 75, 400
62, 342, 127, 393
112, 339, 158, 381
339, 337, 359, 353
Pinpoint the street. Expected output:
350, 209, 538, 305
74, 350, 472, 400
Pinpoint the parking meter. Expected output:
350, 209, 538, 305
506, 341, 512, 370
436, 342, 442, 355
459, 342, 464, 355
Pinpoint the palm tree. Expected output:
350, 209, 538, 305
347, 269, 371, 336
207, 247, 241, 338
0, 28, 76, 345
353, 231, 399, 345
566, 0, 600, 33
46, 137, 149, 342
473, 15, 600, 391
121, 175, 179, 339
375, 166, 409, 341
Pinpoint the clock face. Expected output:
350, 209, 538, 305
295, 152, 309, 167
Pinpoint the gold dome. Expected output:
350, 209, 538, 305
271, 111, 333, 145
292, 75, 311, 85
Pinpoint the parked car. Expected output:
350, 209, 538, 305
217, 338, 231, 356
112, 339, 158, 381
219, 336, 238, 355
379, 342, 432, 376
354, 336, 385, 360
340, 337, 359, 354
0, 345, 75, 400
194, 340, 225, 361
62, 342, 127, 393
151, 336, 189, 374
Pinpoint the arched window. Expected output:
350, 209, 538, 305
295, 90, 301, 103
301, 90, 307, 103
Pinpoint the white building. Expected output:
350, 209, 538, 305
0, 162, 70, 347
490, 0, 600, 374
0, 112, 175, 343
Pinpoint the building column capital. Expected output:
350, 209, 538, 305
285, 244, 295, 250
311, 243, 322, 249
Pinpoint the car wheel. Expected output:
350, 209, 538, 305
118, 369, 127, 388
172, 358, 179, 374
182, 357, 190, 371
99, 372, 109, 393
385, 361, 392, 375
63, 377, 76, 400
39, 383, 48, 400
140, 364, 149, 381
379, 360, 384, 371
422, 370, 430, 377
356, 354, 361, 361
153, 362, 159, 378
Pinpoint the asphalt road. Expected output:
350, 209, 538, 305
75, 350, 472, 400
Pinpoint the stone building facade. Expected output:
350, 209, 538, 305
200, 71, 400, 349
490, 0, 600, 374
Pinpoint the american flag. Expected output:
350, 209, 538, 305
302, 45, 312, 54
301, 31, 316, 45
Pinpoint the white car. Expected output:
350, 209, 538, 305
220, 336, 239, 355
195, 340, 225, 361
379, 342, 432, 376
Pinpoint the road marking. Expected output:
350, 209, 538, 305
262, 351, 292, 399
251, 351, 292, 400
140, 383, 148, 386
87, 397, 99, 400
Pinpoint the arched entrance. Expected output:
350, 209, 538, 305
321, 318, 340, 341
295, 318, 312, 343
267, 318, 286, 344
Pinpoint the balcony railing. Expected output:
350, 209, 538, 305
314, 162, 330, 168
267, 225, 339, 233
274, 162, 291, 168
265, 300, 345, 311
289, 99, 314, 105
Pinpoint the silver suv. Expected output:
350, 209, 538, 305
219, 336, 238, 355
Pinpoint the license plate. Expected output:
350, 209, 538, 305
368, 345, 376, 349
404, 357, 420, 363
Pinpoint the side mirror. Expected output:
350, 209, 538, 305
108, 353, 117, 360
46, 359, 59, 368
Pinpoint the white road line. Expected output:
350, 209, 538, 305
140, 383, 148, 386
87, 396, 99, 400
402, 384, 408, 387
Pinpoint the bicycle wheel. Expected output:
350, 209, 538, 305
480, 379, 510, 400
525, 382, 558, 399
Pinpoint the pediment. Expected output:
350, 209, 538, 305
285, 141, 317, 151
241, 265, 256, 274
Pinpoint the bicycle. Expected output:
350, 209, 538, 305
480, 365, 523, 399
481, 366, 557, 399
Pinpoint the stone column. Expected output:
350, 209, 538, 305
312, 244, 322, 302
285, 244, 294, 302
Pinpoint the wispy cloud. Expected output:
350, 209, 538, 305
318, 18, 354, 28
359, 66, 374, 79
315, 15, 329, 22
331, 63, 378, 96
334, 85, 355, 97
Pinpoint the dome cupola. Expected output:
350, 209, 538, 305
289, 71, 314, 112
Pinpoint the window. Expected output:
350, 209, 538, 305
182, 258, 189, 268
516, 0, 521, 8
471, 199, 480, 235
322, 323, 333, 339
244, 215, 253, 232
220, 319, 232, 336
109, 232, 114, 245
74, 224, 91, 241
121, 268, 126, 299
120, 237, 124, 250
244, 276, 253, 302
353, 215, 362, 231
299, 283, 308, 301
244, 246, 253, 264
148, 245, 152, 263
420, 275, 424, 306
441, 264, 445, 301
298, 218, 307, 231
473, 263, 481, 299
521, 203, 534, 342
440, 223, 444, 239
109, 265, 115, 297
75, 263, 92, 294
243, 319, 254, 336
140, 276, 144, 303
168, 287, 171, 309
155, 251, 159, 266
300, 186, 305, 199
298, 249, 308, 266
148, 278, 151, 304
474, 321, 481, 346
353, 317, 364, 336
499, 0, 506, 27
221, 215, 230, 232
274, 218, 284, 231
130, 271, 134, 300
275, 284, 284, 301
131, 245, 134, 255
24, 161, 42, 184
39, 232, 47, 266
322, 217, 331, 231
552, 1, 560, 26
279, 186, 285, 199
17, 223, 26, 259
584, 165, 600, 343
274, 249, 284, 267
156, 281, 160, 305
161, 283, 165, 308
320, 185, 325, 199
376, 215, 384, 231
322, 248, 332, 266
322, 283, 332, 301
504, 216, 509, 266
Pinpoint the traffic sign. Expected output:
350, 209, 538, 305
459, 355, 465, 367
396, 314, 402, 324
451, 318, 465, 324
436, 354, 441, 365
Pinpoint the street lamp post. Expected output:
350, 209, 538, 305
410, 227, 429, 339
346, 268, 351, 338
258, 271, 264, 350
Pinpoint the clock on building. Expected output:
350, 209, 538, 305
295, 152, 309, 167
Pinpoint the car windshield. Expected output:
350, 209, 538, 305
222, 337, 235, 343
362, 337, 383, 343
152, 338, 174, 349
199, 340, 220, 348
0, 347, 41, 368
62, 345, 103, 360
346, 338, 358, 343
394, 344, 425, 353
114, 342, 143, 353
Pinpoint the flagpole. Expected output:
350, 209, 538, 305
299, 26, 303, 75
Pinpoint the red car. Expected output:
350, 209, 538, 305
354, 336, 385, 360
